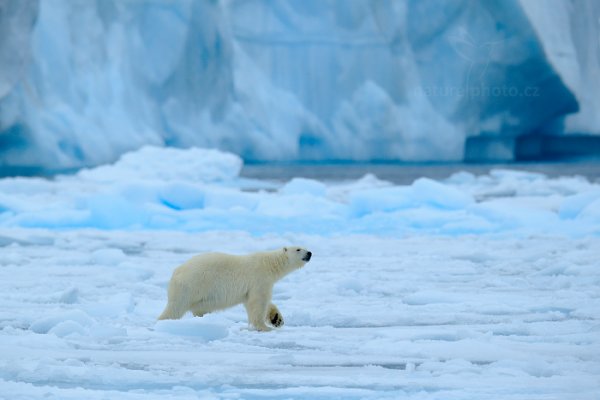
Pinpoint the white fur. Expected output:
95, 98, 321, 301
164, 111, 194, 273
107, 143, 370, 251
158, 247, 311, 331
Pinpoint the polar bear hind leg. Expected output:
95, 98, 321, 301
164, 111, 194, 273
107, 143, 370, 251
158, 281, 192, 320
157, 300, 188, 320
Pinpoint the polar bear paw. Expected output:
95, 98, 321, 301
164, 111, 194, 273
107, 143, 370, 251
270, 312, 284, 327
268, 305, 284, 328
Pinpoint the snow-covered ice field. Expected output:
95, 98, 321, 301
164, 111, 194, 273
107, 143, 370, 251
2, 231, 600, 399
1, 147, 599, 399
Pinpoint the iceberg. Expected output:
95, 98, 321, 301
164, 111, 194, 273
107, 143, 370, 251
0, 0, 598, 174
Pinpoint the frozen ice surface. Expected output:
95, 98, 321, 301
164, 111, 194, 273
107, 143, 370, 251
0, 231, 599, 399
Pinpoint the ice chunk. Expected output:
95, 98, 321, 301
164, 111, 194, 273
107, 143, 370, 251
559, 190, 600, 219
77, 146, 243, 183
349, 187, 413, 217
411, 178, 474, 210
47, 320, 87, 337
280, 178, 327, 197
30, 310, 95, 335
349, 178, 472, 217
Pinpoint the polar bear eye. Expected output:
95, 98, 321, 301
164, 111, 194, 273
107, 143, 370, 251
296, 249, 300, 252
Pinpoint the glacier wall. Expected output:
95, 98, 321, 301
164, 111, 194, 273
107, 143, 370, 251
520, 0, 600, 134
0, 0, 598, 174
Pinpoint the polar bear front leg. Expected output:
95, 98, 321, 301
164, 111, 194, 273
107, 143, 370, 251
268, 303, 284, 328
245, 290, 272, 332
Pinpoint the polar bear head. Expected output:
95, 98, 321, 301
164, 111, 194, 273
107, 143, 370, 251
283, 246, 312, 269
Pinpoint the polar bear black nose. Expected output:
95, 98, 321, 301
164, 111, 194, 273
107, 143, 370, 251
303, 252, 312, 262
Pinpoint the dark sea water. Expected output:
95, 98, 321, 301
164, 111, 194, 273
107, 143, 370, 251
241, 161, 600, 184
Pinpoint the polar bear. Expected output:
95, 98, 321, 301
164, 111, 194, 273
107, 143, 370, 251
158, 247, 312, 331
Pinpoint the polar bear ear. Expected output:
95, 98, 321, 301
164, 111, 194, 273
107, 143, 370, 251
283, 247, 288, 252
